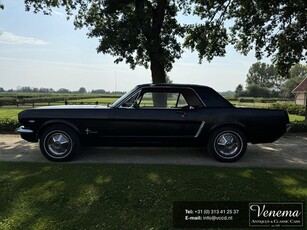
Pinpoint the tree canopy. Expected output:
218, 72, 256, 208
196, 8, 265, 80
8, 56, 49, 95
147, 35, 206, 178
234, 84, 243, 97
282, 64, 307, 98
78, 87, 87, 94
24, 0, 307, 83
242, 63, 306, 98
246, 62, 285, 91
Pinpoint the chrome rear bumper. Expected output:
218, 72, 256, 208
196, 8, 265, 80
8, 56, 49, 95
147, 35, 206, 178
286, 123, 291, 132
15, 126, 34, 134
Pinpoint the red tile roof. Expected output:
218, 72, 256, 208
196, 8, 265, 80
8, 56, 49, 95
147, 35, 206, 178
292, 77, 307, 93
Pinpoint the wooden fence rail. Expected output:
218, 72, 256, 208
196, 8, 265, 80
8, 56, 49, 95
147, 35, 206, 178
0, 101, 101, 108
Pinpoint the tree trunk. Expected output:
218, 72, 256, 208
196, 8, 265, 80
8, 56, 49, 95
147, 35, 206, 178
305, 92, 307, 121
149, 0, 167, 84
150, 56, 166, 84
150, 55, 167, 107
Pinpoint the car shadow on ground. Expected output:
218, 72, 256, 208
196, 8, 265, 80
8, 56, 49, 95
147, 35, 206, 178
0, 134, 306, 169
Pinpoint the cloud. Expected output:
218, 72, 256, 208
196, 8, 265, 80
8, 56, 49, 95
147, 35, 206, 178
0, 31, 48, 45
53, 10, 64, 17
0, 57, 107, 71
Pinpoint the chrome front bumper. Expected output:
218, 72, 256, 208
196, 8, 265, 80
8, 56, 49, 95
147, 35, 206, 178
15, 126, 34, 134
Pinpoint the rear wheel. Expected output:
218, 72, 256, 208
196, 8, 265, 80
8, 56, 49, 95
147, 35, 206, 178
207, 127, 247, 162
39, 124, 79, 162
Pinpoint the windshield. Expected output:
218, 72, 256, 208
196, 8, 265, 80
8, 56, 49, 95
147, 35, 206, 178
110, 86, 138, 108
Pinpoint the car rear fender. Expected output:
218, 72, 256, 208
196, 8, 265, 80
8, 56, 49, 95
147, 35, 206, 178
207, 122, 247, 140
38, 120, 81, 138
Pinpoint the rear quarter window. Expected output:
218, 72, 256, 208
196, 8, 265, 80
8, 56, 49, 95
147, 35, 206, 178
193, 87, 233, 107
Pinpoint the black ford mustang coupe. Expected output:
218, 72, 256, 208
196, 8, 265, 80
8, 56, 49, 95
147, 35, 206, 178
16, 84, 290, 162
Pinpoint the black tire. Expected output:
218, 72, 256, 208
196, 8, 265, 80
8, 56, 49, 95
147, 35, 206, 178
207, 126, 247, 162
39, 124, 79, 162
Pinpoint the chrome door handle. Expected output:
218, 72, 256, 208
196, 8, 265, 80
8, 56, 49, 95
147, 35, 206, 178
176, 111, 186, 117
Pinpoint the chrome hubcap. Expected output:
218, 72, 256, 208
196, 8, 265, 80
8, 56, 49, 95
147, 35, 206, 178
215, 132, 241, 156
47, 132, 71, 156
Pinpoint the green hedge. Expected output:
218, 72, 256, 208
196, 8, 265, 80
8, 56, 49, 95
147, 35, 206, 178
271, 103, 306, 116
0, 117, 19, 133
226, 97, 292, 104
238, 98, 255, 103
290, 121, 307, 133
0, 94, 122, 106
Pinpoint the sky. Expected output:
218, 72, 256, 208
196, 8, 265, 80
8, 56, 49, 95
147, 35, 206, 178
0, 0, 261, 92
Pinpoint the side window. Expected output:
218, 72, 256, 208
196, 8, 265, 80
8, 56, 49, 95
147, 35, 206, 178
120, 93, 139, 108
181, 89, 204, 108
176, 94, 188, 108
138, 92, 179, 108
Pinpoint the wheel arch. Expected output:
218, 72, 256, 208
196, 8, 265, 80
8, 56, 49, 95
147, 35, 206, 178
207, 122, 248, 142
38, 120, 81, 138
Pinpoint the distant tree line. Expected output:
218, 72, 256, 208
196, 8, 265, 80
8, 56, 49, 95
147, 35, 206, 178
235, 63, 307, 98
0, 86, 125, 94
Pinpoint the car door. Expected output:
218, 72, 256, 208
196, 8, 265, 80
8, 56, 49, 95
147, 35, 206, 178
107, 88, 189, 144
174, 89, 206, 138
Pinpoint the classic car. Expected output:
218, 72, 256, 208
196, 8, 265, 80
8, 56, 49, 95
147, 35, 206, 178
16, 84, 290, 162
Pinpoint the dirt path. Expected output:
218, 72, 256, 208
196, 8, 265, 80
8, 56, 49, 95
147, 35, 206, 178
0, 134, 306, 169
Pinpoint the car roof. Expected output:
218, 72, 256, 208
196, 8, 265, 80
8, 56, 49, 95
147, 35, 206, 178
136, 83, 233, 107
137, 83, 211, 89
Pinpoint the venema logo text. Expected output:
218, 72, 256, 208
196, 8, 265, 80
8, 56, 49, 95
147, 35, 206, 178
249, 202, 303, 228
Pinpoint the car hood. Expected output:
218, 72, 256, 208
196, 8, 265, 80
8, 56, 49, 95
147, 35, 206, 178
18, 105, 110, 121
34, 105, 109, 110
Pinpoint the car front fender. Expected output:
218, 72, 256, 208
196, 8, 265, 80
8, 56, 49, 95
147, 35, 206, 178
38, 119, 81, 138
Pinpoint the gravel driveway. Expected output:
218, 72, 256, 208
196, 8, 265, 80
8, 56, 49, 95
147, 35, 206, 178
0, 134, 306, 169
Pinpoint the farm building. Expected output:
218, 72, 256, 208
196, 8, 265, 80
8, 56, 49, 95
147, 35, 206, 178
292, 77, 307, 105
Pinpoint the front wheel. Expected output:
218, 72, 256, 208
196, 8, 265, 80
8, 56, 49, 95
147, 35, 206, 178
39, 124, 79, 162
207, 127, 247, 162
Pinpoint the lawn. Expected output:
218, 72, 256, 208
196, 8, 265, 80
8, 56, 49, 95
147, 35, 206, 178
289, 114, 305, 122
233, 102, 272, 108
68, 97, 118, 104
0, 162, 306, 229
0, 109, 22, 119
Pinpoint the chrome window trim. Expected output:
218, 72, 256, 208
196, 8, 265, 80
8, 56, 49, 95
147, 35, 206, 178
187, 87, 206, 107
113, 89, 142, 108
113, 86, 206, 108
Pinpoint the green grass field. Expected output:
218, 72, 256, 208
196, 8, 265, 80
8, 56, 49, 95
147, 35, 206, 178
0, 162, 306, 229
0, 109, 21, 119
233, 101, 296, 108
68, 97, 118, 104
289, 114, 305, 122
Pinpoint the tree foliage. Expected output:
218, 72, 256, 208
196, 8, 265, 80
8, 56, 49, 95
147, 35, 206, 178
289, 63, 307, 79
281, 76, 305, 98
25, 0, 306, 83
246, 62, 285, 91
78, 87, 87, 94
226, 0, 306, 77
243, 63, 306, 98
57, 88, 71, 93
281, 64, 307, 98
234, 84, 243, 97
245, 84, 272, 98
